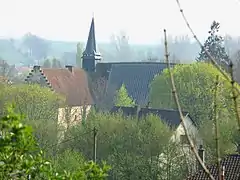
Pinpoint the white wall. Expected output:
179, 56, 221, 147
57, 105, 92, 140
170, 115, 201, 174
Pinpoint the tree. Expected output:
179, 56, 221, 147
76, 42, 84, 68
43, 58, 52, 68
21, 33, 49, 60
0, 60, 17, 80
232, 49, 240, 83
0, 84, 64, 151
150, 62, 236, 124
114, 84, 135, 107
62, 111, 185, 179
110, 31, 135, 62
199, 117, 238, 165
196, 21, 230, 70
0, 107, 110, 179
51, 58, 62, 68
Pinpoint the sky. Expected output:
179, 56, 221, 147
0, 0, 239, 44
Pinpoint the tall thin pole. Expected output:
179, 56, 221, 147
213, 75, 221, 180
93, 127, 97, 162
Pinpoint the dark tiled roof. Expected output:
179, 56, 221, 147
25, 67, 93, 106
110, 106, 139, 117
140, 107, 190, 128
106, 62, 175, 106
110, 106, 192, 128
82, 17, 101, 59
96, 62, 168, 79
187, 154, 240, 180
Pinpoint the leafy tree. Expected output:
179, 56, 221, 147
0, 84, 63, 151
76, 42, 84, 68
42, 58, 51, 68
150, 62, 236, 124
114, 84, 135, 107
62, 111, 189, 179
0, 60, 17, 80
196, 21, 230, 70
199, 117, 238, 165
0, 106, 110, 179
52, 149, 86, 173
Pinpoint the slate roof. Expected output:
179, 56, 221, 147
106, 62, 175, 106
187, 154, 240, 180
25, 66, 93, 106
110, 106, 194, 128
82, 17, 101, 59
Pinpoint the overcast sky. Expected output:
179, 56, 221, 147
0, 0, 239, 44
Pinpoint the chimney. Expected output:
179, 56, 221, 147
198, 145, 205, 171
65, 65, 73, 73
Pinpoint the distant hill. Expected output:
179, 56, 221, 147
0, 33, 202, 66
0, 34, 161, 65
0, 39, 31, 65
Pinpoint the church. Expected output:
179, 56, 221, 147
25, 17, 176, 111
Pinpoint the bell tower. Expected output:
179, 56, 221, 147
82, 17, 101, 72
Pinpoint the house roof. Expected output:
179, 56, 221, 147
106, 62, 175, 106
110, 106, 193, 128
187, 154, 240, 180
25, 66, 93, 106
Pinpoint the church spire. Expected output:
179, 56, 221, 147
82, 17, 101, 72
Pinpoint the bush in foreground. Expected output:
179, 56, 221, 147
0, 105, 110, 179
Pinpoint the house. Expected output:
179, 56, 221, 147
110, 105, 201, 173
187, 153, 240, 180
24, 17, 103, 129
25, 65, 93, 130
110, 106, 199, 145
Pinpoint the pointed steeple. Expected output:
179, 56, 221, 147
83, 17, 101, 58
82, 17, 101, 72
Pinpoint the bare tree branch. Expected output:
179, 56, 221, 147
164, 29, 214, 180
213, 75, 221, 180
229, 62, 240, 133
175, 0, 240, 96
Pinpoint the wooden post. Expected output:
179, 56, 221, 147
93, 127, 97, 162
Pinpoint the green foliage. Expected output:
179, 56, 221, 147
52, 149, 86, 173
62, 111, 187, 179
114, 84, 135, 107
199, 117, 238, 164
0, 106, 110, 179
0, 84, 63, 151
76, 42, 84, 68
196, 21, 230, 67
150, 62, 235, 123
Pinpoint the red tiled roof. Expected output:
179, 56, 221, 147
187, 154, 240, 180
42, 68, 93, 106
